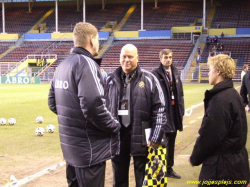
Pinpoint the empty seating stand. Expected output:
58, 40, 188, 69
212, 0, 250, 28
44, 4, 130, 33
101, 39, 194, 72
0, 7, 51, 34
196, 37, 250, 81
122, 1, 203, 31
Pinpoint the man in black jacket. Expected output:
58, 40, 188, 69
152, 49, 184, 179
48, 22, 120, 187
240, 71, 250, 112
105, 44, 168, 187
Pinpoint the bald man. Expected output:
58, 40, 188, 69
105, 44, 167, 187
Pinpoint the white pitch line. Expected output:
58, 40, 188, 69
4, 102, 207, 186
189, 120, 197, 124
4, 162, 66, 187
185, 102, 204, 111
185, 102, 204, 116
183, 125, 188, 129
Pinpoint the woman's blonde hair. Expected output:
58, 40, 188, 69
207, 54, 236, 79
73, 22, 98, 48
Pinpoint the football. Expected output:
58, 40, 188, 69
46, 124, 55, 133
8, 118, 16, 125
35, 127, 45, 136
0, 118, 7, 125
36, 116, 44, 124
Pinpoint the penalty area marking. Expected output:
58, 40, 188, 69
184, 86, 240, 117
183, 125, 188, 129
3, 161, 66, 187
184, 102, 204, 116
189, 120, 197, 124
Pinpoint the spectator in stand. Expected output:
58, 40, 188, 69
206, 35, 210, 43
221, 43, 224, 51
214, 35, 219, 43
241, 64, 249, 82
221, 32, 224, 39
216, 23, 220, 28
197, 47, 202, 55
196, 55, 201, 64
190, 54, 250, 187
212, 45, 217, 53
210, 37, 214, 43
216, 43, 220, 51
206, 35, 211, 49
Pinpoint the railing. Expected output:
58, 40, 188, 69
1, 54, 57, 76
2, 56, 29, 76
27, 54, 57, 60
208, 51, 231, 57
39, 72, 55, 82
181, 34, 202, 81
31, 54, 57, 77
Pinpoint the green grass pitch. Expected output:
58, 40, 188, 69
0, 82, 244, 185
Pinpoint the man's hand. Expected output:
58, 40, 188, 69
147, 141, 159, 148
245, 105, 249, 113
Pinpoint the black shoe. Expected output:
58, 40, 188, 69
167, 170, 181, 179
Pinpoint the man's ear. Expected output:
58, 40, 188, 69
89, 36, 93, 47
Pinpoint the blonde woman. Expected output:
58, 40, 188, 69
190, 54, 249, 186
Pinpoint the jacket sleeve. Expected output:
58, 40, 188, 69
149, 73, 166, 144
240, 75, 249, 106
190, 99, 229, 166
76, 56, 120, 134
179, 77, 185, 115
48, 80, 57, 114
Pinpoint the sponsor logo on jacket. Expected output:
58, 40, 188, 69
55, 79, 69, 89
139, 81, 145, 88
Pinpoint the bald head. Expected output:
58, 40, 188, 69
121, 44, 138, 54
120, 44, 138, 74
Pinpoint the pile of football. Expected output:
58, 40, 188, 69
35, 116, 56, 136
1, 116, 56, 136
0, 118, 16, 126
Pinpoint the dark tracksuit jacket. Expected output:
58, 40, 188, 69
152, 64, 184, 132
48, 47, 120, 168
105, 66, 169, 156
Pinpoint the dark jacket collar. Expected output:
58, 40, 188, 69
111, 65, 142, 81
204, 79, 233, 102
70, 47, 102, 66
158, 64, 177, 76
